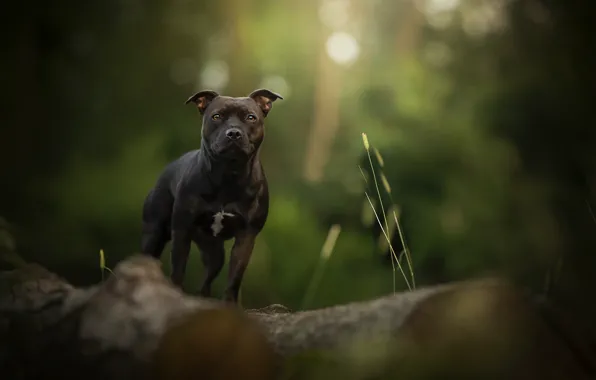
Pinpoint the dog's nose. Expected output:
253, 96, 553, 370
225, 128, 242, 140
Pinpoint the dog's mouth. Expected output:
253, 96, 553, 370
212, 140, 253, 159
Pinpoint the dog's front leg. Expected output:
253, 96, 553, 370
170, 196, 199, 288
224, 230, 257, 304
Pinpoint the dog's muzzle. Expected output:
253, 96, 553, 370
212, 137, 252, 157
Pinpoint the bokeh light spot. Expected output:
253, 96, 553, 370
326, 32, 360, 66
199, 60, 229, 91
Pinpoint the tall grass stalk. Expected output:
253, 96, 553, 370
364, 192, 411, 291
392, 210, 416, 289
361, 133, 416, 291
301, 224, 342, 309
380, 170, 416, 289
361, 134, 391, 250
99, 249, 115, 282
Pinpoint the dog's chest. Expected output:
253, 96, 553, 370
210, 211, 235, 236
196, 208, 243, 239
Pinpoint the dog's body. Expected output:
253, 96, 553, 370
141, 89, 282, 303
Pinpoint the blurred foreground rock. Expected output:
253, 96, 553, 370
1, 255, 595, 380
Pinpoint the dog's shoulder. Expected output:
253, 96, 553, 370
156, 150, 202, 195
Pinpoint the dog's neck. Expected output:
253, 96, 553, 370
199, 140, 260, 189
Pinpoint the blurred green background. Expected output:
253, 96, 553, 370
1, 0, 595, 323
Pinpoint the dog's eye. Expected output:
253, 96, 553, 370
246, 114, 257, 121
211, 114, 221, 121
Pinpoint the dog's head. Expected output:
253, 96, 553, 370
185, 89, 283, 161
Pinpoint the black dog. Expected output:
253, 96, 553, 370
141, 89, 283, 303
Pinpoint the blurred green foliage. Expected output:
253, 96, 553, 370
2, 0, 595, 324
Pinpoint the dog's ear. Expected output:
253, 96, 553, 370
248, 89, 283, 117
185, 90, 219, 114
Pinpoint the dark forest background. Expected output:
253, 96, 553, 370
1, 0, 595, 327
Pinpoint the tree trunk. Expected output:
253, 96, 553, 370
1, 255, 595, 380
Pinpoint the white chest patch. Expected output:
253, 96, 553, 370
211, 211, 235, 236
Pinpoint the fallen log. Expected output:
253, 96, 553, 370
1, 255, 595, 380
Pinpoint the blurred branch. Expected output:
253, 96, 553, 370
394, 2, 425, 56
226, 0, 256, 94
1, 255, 595, 379
303, 40, 342, 183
